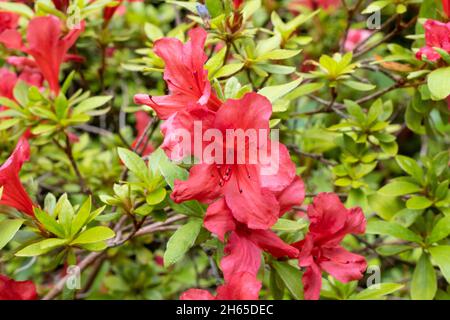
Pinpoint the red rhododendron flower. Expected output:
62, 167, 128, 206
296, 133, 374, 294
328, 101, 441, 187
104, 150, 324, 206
0, 67, 17, 100
443, 0, 450, 18
171, 93, 300, 230
289, 0, 341, 12
0, 9, 19, 34
134, 27, 221, 120
0, 135, 36, 216
180, 272, 261, 300
131, 111, 154, 156
0, 274, 37, 300
233, 0, 244, 10
0, 15, 84, 94
292, 193, 367, 300
52, 0, 69, 12
204, 198, 300, 281
344, 29, 371, 52
416, 20, 450, 62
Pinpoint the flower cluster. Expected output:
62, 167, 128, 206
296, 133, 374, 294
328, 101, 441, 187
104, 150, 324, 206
134, 27, 367, 300
416, 20, 450, 62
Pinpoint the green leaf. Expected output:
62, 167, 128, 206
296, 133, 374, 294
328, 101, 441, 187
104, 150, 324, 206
0, 1, 34, 18
146, 188, 167, 205
366, 220, 423, 243
258, 78, 303, 103
16, 238, 68, 257
206, 47, 226, 77
258, 49, 301, 61
406, 196, 433, 210
411, 253, 437, 300
164, 219, 202, 267
144, 23, 164, 42
70, 226, 115, 245
0, 118, 20, 130
149, 148, 188, 189
0, 219, 23, 250
272, 261, 303, 300
428, 216, 450, 244
351, 283, 404, 300
378, 181, 422, 196
368, 194, 403, 220
376, 244, 413, 256
427, 67, 450, 100
213, 63, 244, 78
205, 0, 222, 17
429, 246, 450, 283
284, 82, 324, 100
34, 208, 65, 238
73, 96, 112, 114
272, 218, 308, 232
395, 155, 424, 183
117, 148, 150, 183
54, 194, 74, 236
342, 80, 376, 91
362, 0, 390, 14
70, 197, 92, 236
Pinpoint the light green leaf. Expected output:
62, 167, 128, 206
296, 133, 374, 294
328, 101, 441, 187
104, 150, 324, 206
34, 208, 65, 238
16, 238, 68, 257
342, 80, 376, 91
351, 283, 404, 300
213, 63, 244, 79
366, 220, 423, 243
272, 261, 303, 300
144, 23, 164, 42
406, 196, 433, 210
258, 78, 303, 103
117, 148, 150, 183
272, 218, 308, 232
429, 246, 450, 283
0, 1, 34, 18
70, 226, 115, 245
395, 155, 424, 183
378, 181, 422, 196
0, 219, 23, 250
427, 67, 450, 100
146, 188, 167, 205
164, 219, 202, 267
428, 216, 450, 244
411, 253, 437, 300
73, 96, 112, 114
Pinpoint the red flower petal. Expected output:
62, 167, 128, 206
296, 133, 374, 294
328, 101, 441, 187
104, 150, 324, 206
216, 272, 261, 300
319, 246, 367, 283
220, 231, 261, 281
0, 275, 37, 300
302, 262, 322, 300
180, 289, 215, 300
204, 198, 236, 241
0, 135, 35, 216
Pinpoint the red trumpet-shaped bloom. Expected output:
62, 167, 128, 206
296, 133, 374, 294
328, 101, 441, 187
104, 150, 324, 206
180, 272, 261, 300
170, 93, 301, 230
0, 135, 36, 216
416, 20, 450, 62
443, 0, 450, 18
52, 0, 70, 12
131, 111, 154, 156
292, 193, 367, 300
0, 15, 84, 94
204, 198, 300, 281
0, 274, 37, 300
134, 27, 221, 120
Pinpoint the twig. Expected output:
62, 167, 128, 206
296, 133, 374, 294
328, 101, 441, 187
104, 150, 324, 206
42, 215, 186, 300
288, 144, 337, 166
